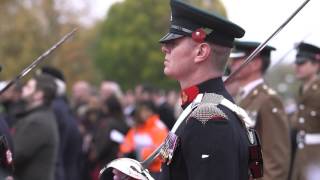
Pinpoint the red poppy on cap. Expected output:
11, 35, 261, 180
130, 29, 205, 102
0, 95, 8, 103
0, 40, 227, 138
192, 28, 206, 43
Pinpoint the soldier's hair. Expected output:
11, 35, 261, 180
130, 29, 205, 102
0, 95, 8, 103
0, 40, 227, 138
210, 43, 231, 73
34, 74, 57, 106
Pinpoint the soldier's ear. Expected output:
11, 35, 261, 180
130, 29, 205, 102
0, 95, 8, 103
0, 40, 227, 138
194, 43, 211, 63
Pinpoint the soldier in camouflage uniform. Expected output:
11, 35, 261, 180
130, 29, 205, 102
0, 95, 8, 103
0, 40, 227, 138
229, 41, 291, 180
291, 42, 320, 180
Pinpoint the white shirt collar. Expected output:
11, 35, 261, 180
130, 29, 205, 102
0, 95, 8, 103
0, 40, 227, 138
240, 78, 264, 99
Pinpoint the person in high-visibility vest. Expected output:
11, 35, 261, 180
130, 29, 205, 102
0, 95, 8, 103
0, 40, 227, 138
120, 100, 168, 178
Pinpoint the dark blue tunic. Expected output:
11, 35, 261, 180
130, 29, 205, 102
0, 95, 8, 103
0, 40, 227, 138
160, 78, 249, 180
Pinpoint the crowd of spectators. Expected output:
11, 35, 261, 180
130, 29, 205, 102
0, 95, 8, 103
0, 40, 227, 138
0, 66, 181, 180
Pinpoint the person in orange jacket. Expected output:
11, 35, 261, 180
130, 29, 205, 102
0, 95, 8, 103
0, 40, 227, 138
120, 100, 168, 179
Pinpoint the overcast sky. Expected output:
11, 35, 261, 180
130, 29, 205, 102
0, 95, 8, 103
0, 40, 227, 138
86, 0, 123, 20
222, 0, 319, 65
87, 0, 319, 64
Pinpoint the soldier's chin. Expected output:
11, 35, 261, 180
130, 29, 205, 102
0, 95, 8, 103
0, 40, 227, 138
164, 68, 178, 79
296, 74, 306, 80
163, 69, 172, 77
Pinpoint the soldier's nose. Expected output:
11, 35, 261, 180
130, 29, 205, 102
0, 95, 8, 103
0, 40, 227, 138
161, 45, 169, 54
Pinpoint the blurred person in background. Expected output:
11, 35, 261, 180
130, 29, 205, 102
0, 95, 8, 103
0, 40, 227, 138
135, 84, 176, 130
99, 81, 123, 103
71, 80, 98, 180
166, 90, 179, 110
152, 89, 176, 129
90, 95, 129, 180
0, 82, 25, 127
79, 94, 104, 180
99, 80, 123, 122
166, 90, 181, 119
81, 95, 104, 135
224, 77, 241, 98
12, 74, 59, 180
37, 66, 82, 180
229, 41, 291, 180
122, 89, 136, 121
134, 83, 154, 101
290, 42, 320, 180
119, 100, 168, 179
224, 66, 242, 98
71, 80, 92, 119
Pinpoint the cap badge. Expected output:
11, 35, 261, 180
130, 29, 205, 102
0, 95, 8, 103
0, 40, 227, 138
192, 28, 206, 43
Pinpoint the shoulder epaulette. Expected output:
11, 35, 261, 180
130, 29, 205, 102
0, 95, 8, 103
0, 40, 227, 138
189, 93, 227, 125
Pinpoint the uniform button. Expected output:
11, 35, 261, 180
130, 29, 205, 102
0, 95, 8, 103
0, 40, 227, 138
312, 84, 318, 90
299, 104, 305, 110
298, 143, 304, 149
263, 85, 268, 90
299, 117, 305, 124
268, 89, 276, 95
310, 111, 317, 117
253, 90, 258, 96
272, 108, 278, 113
251, 111, 258, 117
297, 130, 305, 149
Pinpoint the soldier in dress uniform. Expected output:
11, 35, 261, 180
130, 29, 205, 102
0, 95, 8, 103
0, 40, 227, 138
291, 42, 320, 180
112, 0, 263, 179
229, 41, 291, 180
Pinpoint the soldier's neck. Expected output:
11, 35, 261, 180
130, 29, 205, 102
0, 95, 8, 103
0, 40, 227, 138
179, 71, 222, 89
240, 73, 262, 87
303, 74, 318, 92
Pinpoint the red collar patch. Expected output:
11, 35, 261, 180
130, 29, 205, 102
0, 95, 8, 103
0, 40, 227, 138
180, 86, 199, 106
